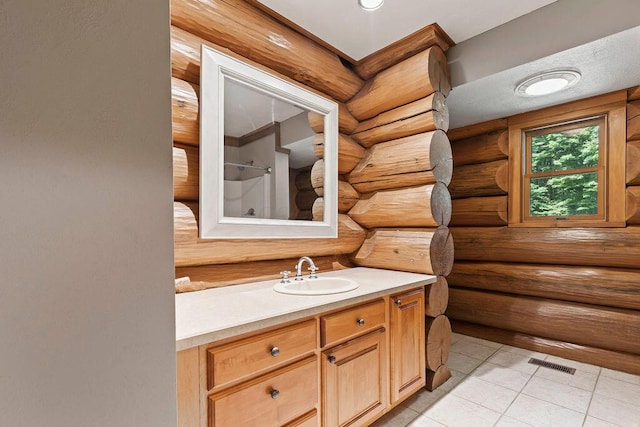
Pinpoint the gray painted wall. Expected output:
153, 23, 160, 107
0, 1, 176, 426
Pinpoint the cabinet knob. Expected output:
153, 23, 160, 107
356, 318, 365, 326
328, 355, 336, 364
270, 346, 280, 357
270, 388, 280, 400
395, 299, 402, 307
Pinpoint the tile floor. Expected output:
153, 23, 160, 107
371, 333, 640, 427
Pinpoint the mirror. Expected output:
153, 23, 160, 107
200, 45, 338, 239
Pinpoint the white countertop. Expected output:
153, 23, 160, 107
175, 267, 436, 351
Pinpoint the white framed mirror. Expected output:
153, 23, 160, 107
199, 45, 338, 239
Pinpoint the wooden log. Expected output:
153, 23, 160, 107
448, 159, 508, 199
347, 47, 450, 121
172, 77, 199, 145
174, 202, 366, 267
354, 24, 452, 80
448, 261, 640, 311
447, 118, 508, 142
347, 131, 453, 193
452, 130, 508, 167
451, 320, 640, 376
173, 144, 199, 201
338, 180, 359, 213
628, 99, 640, 140
348, 183, 451, 228
295, 189, 317, 211
425, 315, 452, 371
170, 0, 363, 102
294, 169, 313, 191
351, 93, 449, 148
627, 186, 640, 224
425, 276, 449, 317
310, 159, 324, 196
313, 133, 365, 174
312, 197, 323, 220
426, 365, 452, 391
450, 196, 508, 227
353, 227, 454, 276
447, 288, 640, 356
628, 140, 640, 185
171, 25, 205, 85
307, 105, 359, 135
175, 255, 348, 291
629, 86, 640, 101
451, 226, 640, 269
296, 210, 313, 220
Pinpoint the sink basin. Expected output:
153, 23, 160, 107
273, 277, 359, 295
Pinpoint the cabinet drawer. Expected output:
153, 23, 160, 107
209, 357, 318, 427
320, 299, 385, 347
208, 319, 316, 390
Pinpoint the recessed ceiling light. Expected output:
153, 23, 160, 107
515, 69, 581, 97
359, 0, 384, 11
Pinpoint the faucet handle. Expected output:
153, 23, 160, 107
309, 266, 319, 279
280, 271, 291, 283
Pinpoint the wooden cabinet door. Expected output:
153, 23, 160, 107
322, 328, 387, 427
390, 288, 426, 404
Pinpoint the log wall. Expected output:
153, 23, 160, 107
446, 87, 640, 375
171, 0, 454, 390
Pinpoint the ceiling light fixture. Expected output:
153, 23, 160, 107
515, 69, 581, 97
358, 0, 384, 11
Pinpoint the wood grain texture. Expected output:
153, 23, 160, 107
174, 202, 366, 267
447, 118, 508, 142
447, 288, 640, 356
353, 227, 454, 276
451, 226, 640, 269
629, 86, 640, 101
448, 159, 508, 199
173, 144, 199, 201
312, 197, 323, 220
347, 47, 450, 121
353, 24, 452, 80
426, 365, 451, 392
628, 100, 640, 140
425, 276, 449, 317
348, 183, 451, 228
425, 315, 452, 371
450, 196, 508, 227
351, 93, 449, 148
177, 348, 200, 427
172, 77, 199, 145
313, 133, 365, 174
307, 105, 359, 135
628, 140, 640, 185
448, 261, 640, 310
171, 0, 363, 102
451, 320, 640, 375
627, 186, 640, 224
347, 130, 453, 193
451, 130, 508, 167
338, 180, 360, 213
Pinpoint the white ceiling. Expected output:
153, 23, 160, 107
257, 0, 556, 60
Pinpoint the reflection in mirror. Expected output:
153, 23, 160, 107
199, 45, 338, 239
222, 78, 321, 221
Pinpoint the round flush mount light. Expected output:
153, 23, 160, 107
359, 0, 384, 11
515, 69, 581, 97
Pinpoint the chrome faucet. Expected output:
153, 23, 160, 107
294, 256, 318, 280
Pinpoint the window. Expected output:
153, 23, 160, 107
508, 92, 626, 227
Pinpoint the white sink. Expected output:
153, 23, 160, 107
273, 277, 359, 295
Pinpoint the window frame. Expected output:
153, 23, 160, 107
508, 91, 627, 228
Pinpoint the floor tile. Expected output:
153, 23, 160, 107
446, 351, 485, 374
407, 415, 446, 426
600, 368, 640, 385
522, 376, 592, 412
450, 375, 518, 413
472, 362, 533, 392
487, 349, 540, 374
505, 394, 584, 427
459, 335, 503, 349
544, 355, 601, 375
500, 344, 548, 359
534, 363, 598, 392
419, 394, 501, 427
582, 416, 621, 427
587, 393, 640, 427
495, 416, 534, 426
371, 405, 419, 427
450, 332, 465, 345
451, 339, 499, 360
595, 375, 640, 406
436, 368, 465, 392
402, 388, 446, 413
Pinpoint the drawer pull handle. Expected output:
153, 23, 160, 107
356, 318, 365, 326
328, 355, 336, 364
270, 389, 280, 400
395, 299, 402, 307
270, 346, 280, 357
